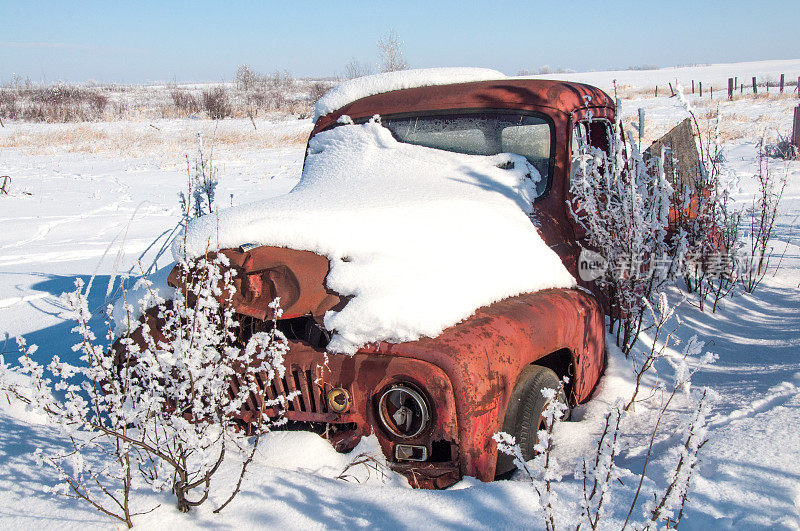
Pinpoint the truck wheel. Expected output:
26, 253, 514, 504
495, 365, 567, 477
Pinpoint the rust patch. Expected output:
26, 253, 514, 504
168, 246, 341, 320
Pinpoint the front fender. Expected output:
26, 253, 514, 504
361, 287, 604, 481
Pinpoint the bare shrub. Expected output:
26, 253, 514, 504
14, 85, 109, 122
764, 135, 798, 160
267, 70, 294, 92
343, 58, 374, 79
377, 29, 407, 72
202, 86, 232, 119
518, 66, 576, 76
171, 89, 200, 115
235, 63, 260, 91
307, 81, 330, 104
740, 141, 786, 292
112, 100, 128, 119
336, 453, 390, 484
0, 90, 19, 120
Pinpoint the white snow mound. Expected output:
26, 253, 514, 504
313, 67, 506, 122
179, 119, 576, 354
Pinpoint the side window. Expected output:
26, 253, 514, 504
570, 119, 616, 239
572, 120, 614, 158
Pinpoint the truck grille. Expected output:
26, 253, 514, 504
233, 363, 338, 423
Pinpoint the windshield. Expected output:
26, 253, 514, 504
380, 112, 553, 197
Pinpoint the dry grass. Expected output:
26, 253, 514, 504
0, 121, 311, 156
0, 78, 335, 123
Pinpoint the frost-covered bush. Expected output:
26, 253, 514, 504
377, 29, 407, 73
0, 84, 109, 122
0, 253, 290, 525
568, 114, 674, 353
740, 139, 786, 293
672, 91, 742, 311
495, 300, 715, 530
235, 64, 260, 91
494, 377, 570, 531
179, 134, 219, 219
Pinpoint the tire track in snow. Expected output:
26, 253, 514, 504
0, 293, 50, 310
0, 201, 124, 250
709, 379, 800, 429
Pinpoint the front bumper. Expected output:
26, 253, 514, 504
238, 340, 462, 489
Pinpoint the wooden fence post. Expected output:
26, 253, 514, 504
741, 83, 744, 94
692, 80, 695, 93
655, 85, 658, 97
699, 82, 703, 97
669, 82, 675, 97
711, 86, 714, 99
753, 76, 757, 94
728, 78, 734, 99
638, 107, 645, 146
792, 105, 800, 148
780, 74, 785, 93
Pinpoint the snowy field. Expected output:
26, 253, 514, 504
1, 59, 800, 529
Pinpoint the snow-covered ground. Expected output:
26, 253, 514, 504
527, 58, 800, 94
1, 59, 799, 529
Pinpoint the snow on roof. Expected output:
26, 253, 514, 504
179, 119, 575, 354
313, 67, 506, 122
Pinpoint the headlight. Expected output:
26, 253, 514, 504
378, 384, 430, 438
327, 387, 351, 413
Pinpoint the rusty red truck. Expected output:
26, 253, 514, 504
163, 76, 614, 489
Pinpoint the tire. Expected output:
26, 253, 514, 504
495, 365, 568, 477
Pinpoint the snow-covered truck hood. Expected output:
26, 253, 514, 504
178, 120, 576, 354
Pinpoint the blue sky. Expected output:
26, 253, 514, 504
0, 1, 797, 83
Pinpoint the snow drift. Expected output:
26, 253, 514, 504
179, 119, 575, 353
313, 67, 505, 122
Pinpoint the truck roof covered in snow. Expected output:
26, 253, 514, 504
313, 78, 615, 135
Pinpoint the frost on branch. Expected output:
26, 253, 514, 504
568, 110, 674, 354
576, 399, 630, 530
179, 134, 219, 220
0, 254, 290, 525
494, 377, 570, 531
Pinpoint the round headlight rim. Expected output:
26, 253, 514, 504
327, 387, 351, 414
377, 383, 431, 439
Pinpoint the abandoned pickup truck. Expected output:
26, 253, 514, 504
167, 70, 614, 489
